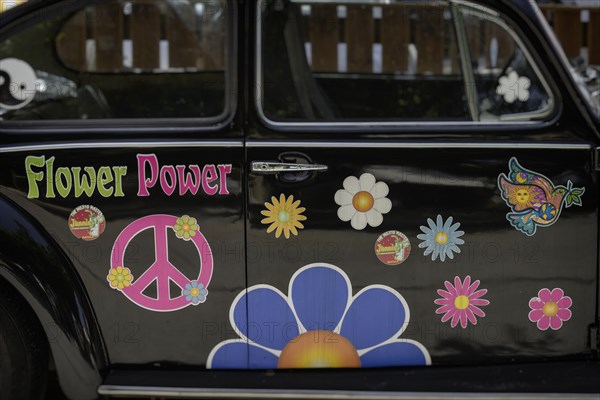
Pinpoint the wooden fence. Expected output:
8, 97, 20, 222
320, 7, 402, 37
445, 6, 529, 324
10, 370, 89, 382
539, 4, 600, 65
302, 3, 600, 74
57, 0, 226, 72
55, 2, 599, 74
302, 3, 518, 74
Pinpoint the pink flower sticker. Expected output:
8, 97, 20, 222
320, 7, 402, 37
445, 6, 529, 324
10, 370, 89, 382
434, 276, 490, 329
528, 288, 572, 331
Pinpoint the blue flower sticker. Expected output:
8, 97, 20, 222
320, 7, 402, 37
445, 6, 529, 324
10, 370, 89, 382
417, 215, 465, 262
182, 280, 207, 305
207, 263, 431, 369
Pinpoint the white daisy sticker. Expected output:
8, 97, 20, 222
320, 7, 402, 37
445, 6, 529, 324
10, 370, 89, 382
334, 173, 392, 230
496, 71, 531, 103
417, 215, 465, 262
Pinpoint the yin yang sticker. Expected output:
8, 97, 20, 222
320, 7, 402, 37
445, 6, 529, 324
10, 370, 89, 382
0, 58, 37, 110
375, 230, 411, 265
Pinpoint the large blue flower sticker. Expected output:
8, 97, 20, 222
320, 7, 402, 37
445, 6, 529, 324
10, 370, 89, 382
207, 263, 431, 369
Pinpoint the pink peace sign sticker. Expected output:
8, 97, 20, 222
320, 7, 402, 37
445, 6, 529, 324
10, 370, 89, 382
107, 214, 213, 312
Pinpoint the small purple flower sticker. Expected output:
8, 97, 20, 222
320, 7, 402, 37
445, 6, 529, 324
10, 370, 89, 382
528, 288, 572, 331
182, 280, 208, 305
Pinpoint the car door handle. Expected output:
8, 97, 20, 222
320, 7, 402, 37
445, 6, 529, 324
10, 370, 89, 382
251, 161, 328, 174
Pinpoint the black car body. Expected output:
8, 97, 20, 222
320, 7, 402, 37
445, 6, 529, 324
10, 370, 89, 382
1, 0, 599, 399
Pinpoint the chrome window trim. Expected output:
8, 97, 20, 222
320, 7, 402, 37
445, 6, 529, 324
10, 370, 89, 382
245, 141, 591, 150
0, 140, 590, 153
254, 0, 558, 130
97, 385, 599, 400
0, 141, 244, 153
451, 2, 479, 121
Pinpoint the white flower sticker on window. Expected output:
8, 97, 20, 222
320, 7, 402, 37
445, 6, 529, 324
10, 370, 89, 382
496, 71, 531, 104
334, 173, 392, 230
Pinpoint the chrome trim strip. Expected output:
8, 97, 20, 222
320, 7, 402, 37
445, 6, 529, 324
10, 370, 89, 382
0, 141, 244, 153
2, 141, 589, 153
246, 141, 592, 150
97, 386, 598, 400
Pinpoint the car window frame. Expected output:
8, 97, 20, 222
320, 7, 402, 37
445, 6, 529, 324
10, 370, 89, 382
0, 0, 238, 133
254, 0, 561, 132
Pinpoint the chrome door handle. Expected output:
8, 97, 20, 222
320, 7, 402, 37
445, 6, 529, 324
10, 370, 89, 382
251, 161, 328, 174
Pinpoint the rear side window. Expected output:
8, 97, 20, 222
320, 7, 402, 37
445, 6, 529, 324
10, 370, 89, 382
0, 0, 230, 121
257, 0, 554, 124
460, 6, 553, 121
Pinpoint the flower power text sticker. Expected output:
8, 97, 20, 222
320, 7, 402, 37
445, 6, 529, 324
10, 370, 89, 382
107, 214, 213, 312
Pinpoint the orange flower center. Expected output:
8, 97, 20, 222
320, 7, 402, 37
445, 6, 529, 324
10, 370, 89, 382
278, 330, 361, 369
182, 223, 191, 232
352, 191, 374, 213
542, 301, 558, 317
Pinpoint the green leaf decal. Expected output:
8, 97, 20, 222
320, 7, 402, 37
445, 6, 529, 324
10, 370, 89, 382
565, 186, 584, 208
565, 195, 573, 207
571, 188, 584, 196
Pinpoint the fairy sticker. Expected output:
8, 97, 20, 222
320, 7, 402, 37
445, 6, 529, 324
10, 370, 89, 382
498, 158, 585, 236
107, 214, 213, 312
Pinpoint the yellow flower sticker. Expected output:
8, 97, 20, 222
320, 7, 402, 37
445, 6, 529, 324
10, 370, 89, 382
173, 215, 199, 240
261, 194, 307, 239
107, 266, 134, 290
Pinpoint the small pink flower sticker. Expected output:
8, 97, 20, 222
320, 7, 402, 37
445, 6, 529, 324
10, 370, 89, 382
528, 288, 572, 331
435, 276, 490, 329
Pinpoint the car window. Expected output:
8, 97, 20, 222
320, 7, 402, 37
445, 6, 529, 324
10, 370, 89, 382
460, 6, 554, 121
0, 0, 230, 121
257, 0, 557, 125
258, 0, 470, 122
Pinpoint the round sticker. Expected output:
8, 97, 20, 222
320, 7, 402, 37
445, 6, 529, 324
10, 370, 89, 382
68, 205, 106, 241
375, 230, 411, 265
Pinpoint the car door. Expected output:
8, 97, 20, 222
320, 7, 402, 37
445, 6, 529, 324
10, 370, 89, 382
0, 0, 244, 369
205, 0, 598, 370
